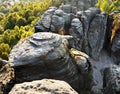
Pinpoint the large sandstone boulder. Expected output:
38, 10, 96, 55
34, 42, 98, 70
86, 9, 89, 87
9, 32, 93, 94
103, 65, 120, 94
9, 32, 81, 92
9, 79, 78, 94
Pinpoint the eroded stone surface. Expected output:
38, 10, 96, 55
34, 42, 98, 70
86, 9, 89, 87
0, 59, 14, 94
9, 79, 78, 94
104, 65, 120, 94
9, 32, 81, 93
111, 29, 120, 64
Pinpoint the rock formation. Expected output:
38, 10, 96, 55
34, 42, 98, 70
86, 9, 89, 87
35, 6, 76, 34
76, 7, 107, 60
9, 79, 78, 94
1, 1, 120, 94
0, 59, 15, 94
9, 32, 92, 94
103, 65, 120, 94
33, 6, 120, 94
69, 18, 83, 51
111, 29, 120, 64
35, 6, 107, 60
69, 48, 93, 94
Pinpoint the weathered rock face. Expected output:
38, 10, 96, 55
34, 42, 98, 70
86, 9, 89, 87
35, 6, 75, 34
87, 13, 107, 59
9, 32, 81, 92
35, 6, 107, 60
79, 8, 104, 59
9, 79, 78, 94
109, 11, 120, 64
103, 13, 113, 50
111, 29, 120, 64
69, 18, 83, 51
33, 6, 115, 94
103, 65, 120, 94
59, 4, 77, 14
9, 32, 93, 94
0, 59, 15, 94
69, 48, 93, 94
71, 7, 107, 60
90, 51, 114, 94
69, 48, 91, 74
35, 7, 57, 32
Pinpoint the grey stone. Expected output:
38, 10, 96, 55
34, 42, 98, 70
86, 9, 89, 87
69, 7, 104, 60
40, 14, 52, 29
69, 48, 93, 94
76, 7, 106, 60
9, 32, 81, 93
54, 9, 65, 17
69, 48, 91, 74
9, 79, 78, 94
35, 7, 106, 60
34, 7, 57, 32
103, 65, 120, 94
69, 18, 83, 50
51, 9, 74, 34
88, 14, 107, 60
34, 25, 47, 33
35, 7, 75, 34
59, 5, 77, 14
49, 6, 57, 10
111, 29, 120, 64
44, 7, 57, 15
90, 51, 114, 94
51, 15, 65, 33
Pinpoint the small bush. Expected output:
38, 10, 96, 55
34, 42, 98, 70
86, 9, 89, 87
0, 0, 62, 60
96, 0, 120, 14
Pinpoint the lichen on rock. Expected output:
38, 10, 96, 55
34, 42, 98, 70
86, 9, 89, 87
0, 58, 14, 94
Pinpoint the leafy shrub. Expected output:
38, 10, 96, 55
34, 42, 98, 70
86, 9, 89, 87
0, 25, 4, 34
0, 0, 62, 60
0, 4, 9, 14
0, 43, 10, 60
96, 0, 120, 14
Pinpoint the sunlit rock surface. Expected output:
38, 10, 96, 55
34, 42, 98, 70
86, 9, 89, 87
9, 32, 93, 94
9, 32, 81, 92
9, 79, 78, 94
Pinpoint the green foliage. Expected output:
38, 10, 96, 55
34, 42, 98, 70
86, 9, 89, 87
0, 4, 9, 14
0, 43, 10, 60
51, 0, 62, 7
0, 25, 4, 34
0, 0, 62, 60
96, 0, 120, 14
